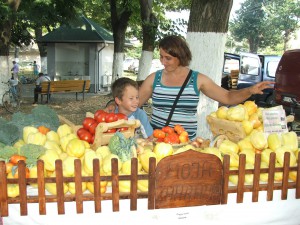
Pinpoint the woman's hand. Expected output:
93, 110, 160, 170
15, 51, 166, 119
248, 81, 275, 95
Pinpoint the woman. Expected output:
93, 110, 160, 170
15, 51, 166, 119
111, 35, 273, 140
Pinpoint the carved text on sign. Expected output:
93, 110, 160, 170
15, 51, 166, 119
154, 151, 223, 208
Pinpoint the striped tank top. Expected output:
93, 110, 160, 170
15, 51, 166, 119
150, 69, 200, 140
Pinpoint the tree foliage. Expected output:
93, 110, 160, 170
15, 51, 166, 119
230, 0, 299, 53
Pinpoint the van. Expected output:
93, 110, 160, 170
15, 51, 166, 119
274, 49, 300, 109
236, 53, 281, 104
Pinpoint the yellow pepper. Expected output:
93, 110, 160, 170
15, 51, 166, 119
219, 139, 239, 154
39, 149, 60, 171
227, 104, 247, 122
66, 138, 86, 158
83, 150, 103, 175
62, 156, 77, 177
216, 106, 228, 119
96, 146, 111, 159
201, 147, 223, 162
243, 100, 257, 117
45, 173, 69, 195
275, 146, 297, 167
102, 154, 122, 174
138, 149, 157, 173
68, 182, 87, 195
267, 133, 282, 151
46, 130, 60, 144
250, 131, 268, 150
7, 184, 20, 198
242, 120, 253, 135
23, 126, 38, 143
238, 137, 254, 152
27, 132, 47, 146
153, 142, 173, 163
281, 131, 298, 152
137, 170, 148, 192
223, 151, 239, 167
86, 181, 107, 194
248, 113, 262, 129
60, 133, 77, 152
260, 161, 269, 182
229, 167, 238, 185
121, 158, 142, 175
118, 172, 131, 192
44, 140, 63, 155
57, 124, 73, 138
244, 163, 254, 184
261, 148, 274, 165
239, 148, 255, 165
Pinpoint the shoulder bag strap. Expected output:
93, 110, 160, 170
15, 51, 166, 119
165, 69, 193, 126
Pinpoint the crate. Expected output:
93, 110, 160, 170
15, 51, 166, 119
58, 114, 141, 149
206, 115, 246, 143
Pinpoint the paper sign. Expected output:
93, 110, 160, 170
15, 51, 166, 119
262, 105, 288, 135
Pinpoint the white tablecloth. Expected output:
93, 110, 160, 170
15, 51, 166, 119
2, 189, 300, 225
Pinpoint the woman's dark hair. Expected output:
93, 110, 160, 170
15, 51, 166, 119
111, 77, 139, 99
158, 35, 192, 66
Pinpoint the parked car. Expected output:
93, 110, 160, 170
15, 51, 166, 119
274, 49, 300, 110
236, 53, 281, 105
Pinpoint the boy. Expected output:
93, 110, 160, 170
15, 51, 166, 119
111, 77, 153, 139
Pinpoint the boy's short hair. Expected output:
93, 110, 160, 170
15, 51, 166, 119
111, 77, 139, 100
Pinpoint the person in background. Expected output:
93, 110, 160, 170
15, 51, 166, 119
33, 61, 40, 76
111, 77, 153, 139
106, 35, 274, 140
11, 61, 19, 80
33, 72, 51, 105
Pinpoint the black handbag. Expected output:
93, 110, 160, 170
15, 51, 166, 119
165, 69, 193, 126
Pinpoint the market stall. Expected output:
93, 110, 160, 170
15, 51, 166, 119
0, 102, 299, 224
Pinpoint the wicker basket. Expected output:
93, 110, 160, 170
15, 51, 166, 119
206, 115, 246, 143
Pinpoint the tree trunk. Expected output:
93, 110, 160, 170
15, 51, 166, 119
186, 0, 233, 139
137, 0, 158, 81
110, 0, 132, 81
0, 0, 21, 104
35, 27, 47, 73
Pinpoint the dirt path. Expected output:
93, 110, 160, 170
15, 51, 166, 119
0, 88, 113, 126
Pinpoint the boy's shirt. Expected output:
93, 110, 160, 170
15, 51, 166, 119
115, 107, 153, 138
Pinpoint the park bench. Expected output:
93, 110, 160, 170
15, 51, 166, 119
40, 80, 90, 103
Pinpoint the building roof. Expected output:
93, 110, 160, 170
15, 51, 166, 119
38, 16, 115, 44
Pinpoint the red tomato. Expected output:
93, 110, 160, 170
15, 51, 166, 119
153, 129, 166, 139
116, 113, 128, 120
89, 121, 99, 135
162, 126, 174, 134
78, 129, 93, 143
94, 110, 107, 123
118, 127, 128, 132
82, 117, 97, 130
77, 127, 88, 137
105, 128, 117, 133
105, 113, 118, 123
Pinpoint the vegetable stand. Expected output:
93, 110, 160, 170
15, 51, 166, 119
1, 150, 300, 224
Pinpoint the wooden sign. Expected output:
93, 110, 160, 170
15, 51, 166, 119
154, 150, 223, 209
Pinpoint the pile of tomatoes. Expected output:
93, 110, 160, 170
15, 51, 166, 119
153, 124, 189, 144
77, 110, 128, 144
